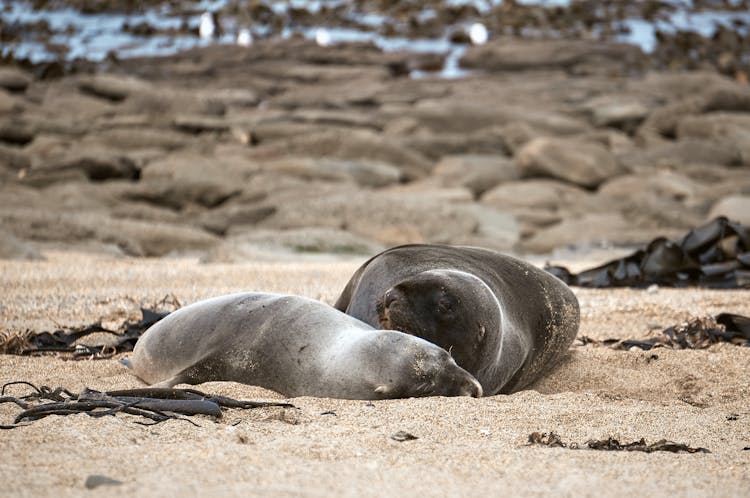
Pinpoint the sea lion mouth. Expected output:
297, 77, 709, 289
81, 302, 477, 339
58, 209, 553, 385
462, 378, 483, 398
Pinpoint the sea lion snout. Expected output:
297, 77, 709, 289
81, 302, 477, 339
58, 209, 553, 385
462, 377, 483, 398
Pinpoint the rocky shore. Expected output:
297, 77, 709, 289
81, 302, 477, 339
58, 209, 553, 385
2, 31, 750, 262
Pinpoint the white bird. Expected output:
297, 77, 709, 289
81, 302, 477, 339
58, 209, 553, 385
237, 28, 253, 47
469, 22, 488, 45
315, 28, 331, 47
199, 12, 215, 39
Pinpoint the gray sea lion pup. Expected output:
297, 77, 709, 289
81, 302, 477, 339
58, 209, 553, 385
127, 292, 482, 400
334, 244, 580, 395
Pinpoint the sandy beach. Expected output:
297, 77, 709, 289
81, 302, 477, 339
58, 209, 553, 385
2, 1, 750, 495
1, 252, 749, 497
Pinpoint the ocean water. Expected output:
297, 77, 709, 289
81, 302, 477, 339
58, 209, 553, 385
1, 0, 748, 77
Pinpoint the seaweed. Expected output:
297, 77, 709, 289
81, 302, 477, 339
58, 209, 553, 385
546, 217, 750, 288
0, 381, 294, 429
578, 313, 750, 350
528, 432, 710, 453
1, 304, 173, 358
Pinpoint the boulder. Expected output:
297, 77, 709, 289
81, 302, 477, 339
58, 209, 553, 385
196, 88, 259, 109
0, 118, 35, 145
399, 128, 510, 160
595, 172, 705, 230
461, 39, 644, 73
0, 144, 31, 171
250, 129, 433, 181
481, 179, 594, 213
142, 150, 261, 183
173, 115, 231, 134
619, 139, 743, 171
0, 89, 22, 114
257, 157, 399, 186
516, 137, 621, 188
31, 146, 141, 183
407, 100, 590, 136
637, 81, 750, 143
0, 68, 32, 93
0, 227, 44, 260
708, 196, 750, 225
520, 213, 675, 254
204, 228, 384, 263
676, 112, 750, 166
116, 178, 240, 210
78, 74, 154, 102
432, 154, 519, 196
200, 204, 277, 236
87, 128, 190, 151
260, 188, 484, 247
579, 95, 650, 133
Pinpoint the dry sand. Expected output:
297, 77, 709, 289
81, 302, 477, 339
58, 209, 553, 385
1, 251, 749, 497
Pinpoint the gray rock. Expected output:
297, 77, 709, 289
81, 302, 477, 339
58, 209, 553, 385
481, 179, 594, 212
260, 157, 401, 188
637, 81, 750, 144
32, 147, 141, 182
78, 74, 153, 102
198, 88, 259, 109
677, 112, 750, 166
407, 100, 590, 136
117, 178, 240, 210
0, 144, 30, 171
520, 213, 673, 254
400, 128, 510, 160
0, 118, 35, 145
314, 158, 402, 187
173, 115, 231, 134
89, 128, 190, 151
0, 227, 44, 260
461, 39, 644, 73
200, 204, 277, 235
91, 216, 220, 257
84, 475, 123, 490
596, 172, 705, 230
0, 89, 23, 114
204, 227, 384, 263
287, 109, 385, 132
260, 187, 483, 247
432, 154, 519, 197
449, 204, 520, 251
517, 137, 621, 188
250, 129, 433, 181
0, 68, 31, 93
579, 95, 650, 133
619, 139, 744, 171
708, 196, 750, 225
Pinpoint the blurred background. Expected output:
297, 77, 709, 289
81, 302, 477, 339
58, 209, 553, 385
1, 0, 749, 263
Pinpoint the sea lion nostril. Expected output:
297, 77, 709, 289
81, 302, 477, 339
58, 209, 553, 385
471, 380, 483, 398
459, 377, 483, 398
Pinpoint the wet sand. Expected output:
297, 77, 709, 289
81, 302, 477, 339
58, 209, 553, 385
1, 252, 749, 497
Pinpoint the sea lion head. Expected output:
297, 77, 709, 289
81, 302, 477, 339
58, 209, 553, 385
376, 269, 501, 374
360, 331, 483, 399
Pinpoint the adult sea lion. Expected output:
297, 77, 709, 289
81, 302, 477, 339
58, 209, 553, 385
334, 244, 580, 395
127, 292, 482, 400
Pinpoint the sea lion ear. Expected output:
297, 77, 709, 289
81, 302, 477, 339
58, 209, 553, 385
478, 324, 486, 342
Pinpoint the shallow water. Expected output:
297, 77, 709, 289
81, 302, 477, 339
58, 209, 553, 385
2, 0, 749, 77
